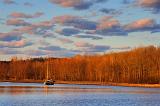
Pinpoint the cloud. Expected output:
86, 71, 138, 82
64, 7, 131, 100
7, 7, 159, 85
13, 20, 54, 35
0, 48, 20, 55
75, 42, 92, 47
39, 46, 65, 51
75, 35, 103, 40
43, 32, 56, 38
96, 16, 127, 36
0, 31, 22, 41
32, 21, 54, 35
49, 0, 91, 10
38, 40, 50, 46
96, 17, 160, 35
39, 45, 81, 57
97, 18, 120, 30
122, 0, 134, 4
49, 0, 82, 7
54, 15, 79, 24
53, 15, 97, 30
100, 8, 122, 15
2, 0, 16, 4
96, 26, 127, 36
87, 45, 110, 52
56, 28, 80, 36
75, 42, 110, 52
49, 0, 107, 10
112, 46, 131, 50
24, 2, 33, 7
25, 50, 47, 56
58, 38, 74, 43
125, 18, 155, 30
9, 16, 159, 38
95, 0, 108, 3
14, 26, 36, 34
6, 19, 30, 26
138, 0, 160, 13
0, 39, 32, 48
73, 2, 92, 10
10, 12, 44, 19
33, 21, 54, 28
124, 18, 160, 33
54, 15, 127, 36
67, 19, 97, 30
6, 19, 54, 36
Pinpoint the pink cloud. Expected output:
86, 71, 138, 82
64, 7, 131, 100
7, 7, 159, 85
14, 26, 35, 34
6, 19, 30, 26
58, 38, 74, 44
33, 21, 53, 28
13, 20, 54, 35
98, 16, 113, 22
2, 0, 16, 4
49, 0, 81, 7
74, 42, 92, 47
10, 12, 44, 18
125, 18, 155, 30
0, 39, 31, 48
0, 31, 22, 41
137, 0, 160, 12
97, 16, 120, 30
138, 0, 160, 7
49, 0, 107, 10
53, 15, 80, 24
12, 40, 26, 47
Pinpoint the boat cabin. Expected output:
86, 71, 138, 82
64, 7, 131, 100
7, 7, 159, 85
44, 80, 55, 85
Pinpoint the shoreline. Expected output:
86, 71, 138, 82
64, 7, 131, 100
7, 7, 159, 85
0, 80, 160, 88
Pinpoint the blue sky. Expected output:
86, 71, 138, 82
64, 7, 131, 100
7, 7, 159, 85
0, 0, 160, 60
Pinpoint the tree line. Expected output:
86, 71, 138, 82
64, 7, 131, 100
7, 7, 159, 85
0, 46, 160, 84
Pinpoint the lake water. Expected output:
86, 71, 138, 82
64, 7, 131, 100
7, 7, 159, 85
0, 82, 160, 106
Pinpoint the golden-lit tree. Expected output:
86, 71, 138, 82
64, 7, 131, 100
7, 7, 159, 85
0, 46, 160, 84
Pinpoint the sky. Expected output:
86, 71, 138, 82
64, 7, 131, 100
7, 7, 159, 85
0, 0, 160, 60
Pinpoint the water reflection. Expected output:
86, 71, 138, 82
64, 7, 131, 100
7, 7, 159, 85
0, 82, 160, 106
0, 83, 160, 95
43, 85, 47, 95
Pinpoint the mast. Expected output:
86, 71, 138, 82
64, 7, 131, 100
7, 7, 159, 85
46, 59, 49, 80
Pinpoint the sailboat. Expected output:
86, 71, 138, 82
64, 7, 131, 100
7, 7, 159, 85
44, 60, 55, 85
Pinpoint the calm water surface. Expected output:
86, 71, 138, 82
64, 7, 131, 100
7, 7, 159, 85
0, 82, 160, 106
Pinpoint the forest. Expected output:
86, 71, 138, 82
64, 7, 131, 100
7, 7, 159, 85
0, 46, 160, 84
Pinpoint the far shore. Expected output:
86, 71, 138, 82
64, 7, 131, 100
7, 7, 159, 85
0, 80, 160, 88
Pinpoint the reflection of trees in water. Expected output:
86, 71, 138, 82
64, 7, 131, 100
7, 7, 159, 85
43, 85, 48, 95
0, 86, 47, 95
0, 85, 160, 96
